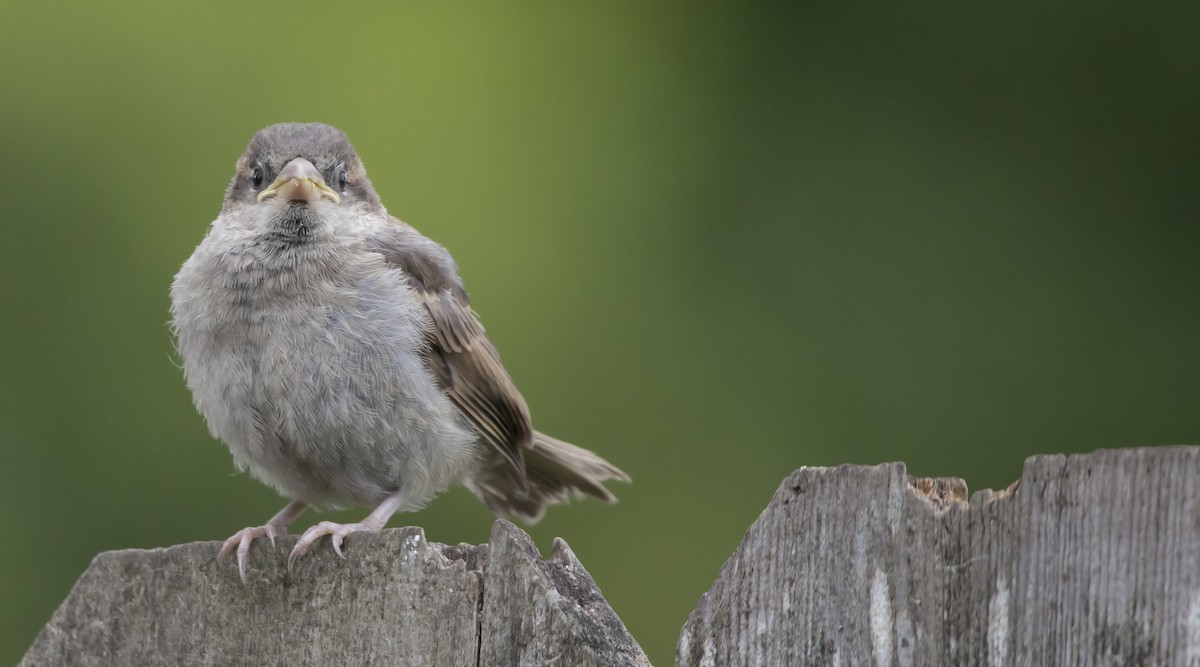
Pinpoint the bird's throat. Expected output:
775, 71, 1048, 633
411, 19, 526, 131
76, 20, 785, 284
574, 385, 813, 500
267, 203, 322, 247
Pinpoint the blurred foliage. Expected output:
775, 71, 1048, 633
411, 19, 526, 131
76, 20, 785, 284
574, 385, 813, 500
2, 2, 1198, 664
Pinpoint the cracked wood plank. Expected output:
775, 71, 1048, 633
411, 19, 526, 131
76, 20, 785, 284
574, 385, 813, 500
676, 446, 1200, 667
21, 520, 647, 667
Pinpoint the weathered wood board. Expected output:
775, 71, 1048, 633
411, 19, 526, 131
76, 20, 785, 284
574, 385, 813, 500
21, 520, 648, 667
677, 446, 1200, 667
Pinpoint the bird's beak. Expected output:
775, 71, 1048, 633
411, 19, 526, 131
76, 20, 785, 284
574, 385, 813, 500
257, 157, 341, 204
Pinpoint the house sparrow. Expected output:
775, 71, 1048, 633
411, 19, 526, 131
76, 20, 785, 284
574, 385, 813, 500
171, 123, 628, 580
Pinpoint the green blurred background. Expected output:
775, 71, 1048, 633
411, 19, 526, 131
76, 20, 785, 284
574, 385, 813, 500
2, 2, 1198, 664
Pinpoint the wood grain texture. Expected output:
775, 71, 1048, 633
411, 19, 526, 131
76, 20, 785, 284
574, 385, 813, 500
483, 521, 652, 667
677, 446, 1200, 667
21, 520, 646, 667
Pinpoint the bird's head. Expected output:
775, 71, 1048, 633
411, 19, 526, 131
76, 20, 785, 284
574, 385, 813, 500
220, 123, 383, 236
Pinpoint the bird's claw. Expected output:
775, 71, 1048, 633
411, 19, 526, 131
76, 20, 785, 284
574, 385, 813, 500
287, 521, 378, 572
218, 524, 285, 582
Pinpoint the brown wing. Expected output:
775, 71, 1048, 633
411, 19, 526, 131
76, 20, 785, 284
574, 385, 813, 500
366, 219, 531, 477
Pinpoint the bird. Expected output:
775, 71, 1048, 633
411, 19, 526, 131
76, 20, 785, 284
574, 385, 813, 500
170, 122, 629, 580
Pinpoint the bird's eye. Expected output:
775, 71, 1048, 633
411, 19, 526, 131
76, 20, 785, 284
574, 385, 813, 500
336, 163, 348, 192
251, 166, 264, 190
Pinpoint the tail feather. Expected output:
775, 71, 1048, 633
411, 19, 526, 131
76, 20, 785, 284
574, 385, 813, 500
465, 431, 630, 524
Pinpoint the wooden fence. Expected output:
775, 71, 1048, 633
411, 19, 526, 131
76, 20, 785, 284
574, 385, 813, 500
22, 446, 1200, 666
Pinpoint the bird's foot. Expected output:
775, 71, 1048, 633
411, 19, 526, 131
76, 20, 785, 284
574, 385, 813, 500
218, 523, 286, 582
288, 518, 384, 571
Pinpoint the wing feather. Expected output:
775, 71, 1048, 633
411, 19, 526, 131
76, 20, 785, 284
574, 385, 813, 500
366, 220, 531, 476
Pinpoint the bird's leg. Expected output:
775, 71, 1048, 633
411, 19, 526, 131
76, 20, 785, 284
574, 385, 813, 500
218, 500, 307, 581
288, 489, 407, 571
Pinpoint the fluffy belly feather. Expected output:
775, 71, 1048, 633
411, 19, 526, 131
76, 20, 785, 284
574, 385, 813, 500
171, 241, 480, 509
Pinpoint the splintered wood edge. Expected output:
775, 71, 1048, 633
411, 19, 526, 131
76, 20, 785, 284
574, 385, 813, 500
907, 475, 969, 510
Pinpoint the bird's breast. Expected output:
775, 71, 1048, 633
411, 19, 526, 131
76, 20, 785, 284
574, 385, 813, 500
171, 233, 478, 507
